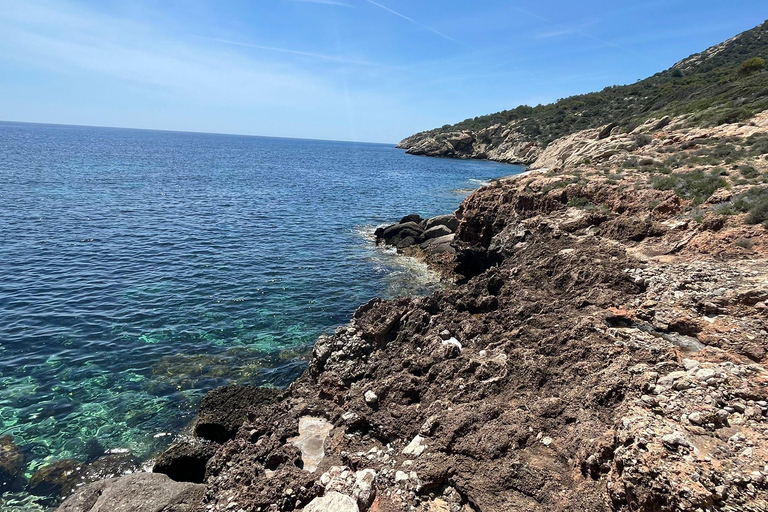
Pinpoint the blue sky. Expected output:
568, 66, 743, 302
0, 1, 765, 143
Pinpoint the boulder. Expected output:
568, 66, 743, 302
423, 225, 452, 240
0, 435, 24, 492
154, 440, 217, 484
195, 385, 282, 443
377, 221, 425, 247
424, 215, 459, 232
303, 491, 359, 512
56, 472, 204, 512
399, 214, 422, 224
420, 234, 455, 254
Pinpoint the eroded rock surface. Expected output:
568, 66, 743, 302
77, 109, 768, 512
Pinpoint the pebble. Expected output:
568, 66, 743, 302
364, 390, 378, 405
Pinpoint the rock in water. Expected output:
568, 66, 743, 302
399, 214, 422, 224
0, 435, 24, 492
423, 225, 452, 240
303, 491, 360, 512
56, 472, 204, 512
424, 214, 458, 232
28, 459, 84, 497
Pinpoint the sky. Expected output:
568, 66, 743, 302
0, 1, 766, 143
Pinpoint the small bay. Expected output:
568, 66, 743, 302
0, 121, 523, 507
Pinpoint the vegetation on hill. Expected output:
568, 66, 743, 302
415, 20, 768, 146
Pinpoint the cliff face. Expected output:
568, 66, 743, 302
398, 20, 768, 167
59, 110, 768, 512
397, 121, 542, 165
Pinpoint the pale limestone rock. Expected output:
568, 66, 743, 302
303, 491, 359, 512
288, 416, 334, 473
402, 435, 427, 457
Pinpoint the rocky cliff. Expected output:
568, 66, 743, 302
398, 20, 768, 166
397, 121, 542, 165
57, 110, 768, 512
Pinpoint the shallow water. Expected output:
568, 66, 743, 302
0, 121, 523, 507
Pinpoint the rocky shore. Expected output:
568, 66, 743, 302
50, 108, 768, 511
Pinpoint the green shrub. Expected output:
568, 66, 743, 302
731, 186, 768, 225
568, 196, 592, 208
739, 57, 766, 76
739, 164, 759, 179
652, 169, 727, 205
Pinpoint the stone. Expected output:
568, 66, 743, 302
364, 390, 378, 405
319, 466, 377, 508
0, 435, 24, 492
288, 416, 334, 473
154, 440, 217, 483
423, 225, 452, 240
441, 337, 462, 351
399, 214, 422, 224
303, 491, 360, 512
695, 368, 717, 381
55, 472, 204, 512
402, 435, 427, 457
662, 432, 692, 451
682, 359, 700, 371
424, 215, 459, 232
195, 385, 282, 443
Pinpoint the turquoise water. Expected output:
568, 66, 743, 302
0, 121, 522, 506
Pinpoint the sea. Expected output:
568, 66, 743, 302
0, 121, 523, 508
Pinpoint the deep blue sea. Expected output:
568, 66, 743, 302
0, 121, 522, 508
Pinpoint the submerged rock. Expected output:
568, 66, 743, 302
0, 435, 24, 492
28, 453, 139, 499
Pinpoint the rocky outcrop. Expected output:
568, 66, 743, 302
56, 473, 204, 512
61, 112, 768, 511
374, 213, 460, 275
154, 440, 217, 484
397, 122, 542, 164
194, 385, 283, 443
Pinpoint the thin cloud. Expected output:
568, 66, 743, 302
288, 0, 354, 7
508, 5, 655, 62
364, 0, 474, 49
201, 36, 382, 67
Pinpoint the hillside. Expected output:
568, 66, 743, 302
398, 20, 768, 163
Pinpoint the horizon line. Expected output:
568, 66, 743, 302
0, 119, 399, 146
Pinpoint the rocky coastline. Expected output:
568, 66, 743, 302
49, 108, 768, 511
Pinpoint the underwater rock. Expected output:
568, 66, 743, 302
28, 459, 83, 497
0, 435, 24, 492
28, 453, 139, 499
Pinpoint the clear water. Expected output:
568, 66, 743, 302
0, 121, 522, 506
